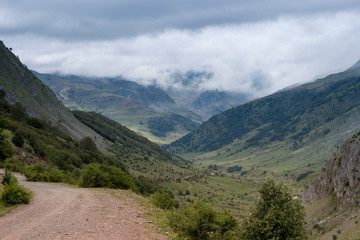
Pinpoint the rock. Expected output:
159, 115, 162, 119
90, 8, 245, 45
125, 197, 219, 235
303, 134, 360, 210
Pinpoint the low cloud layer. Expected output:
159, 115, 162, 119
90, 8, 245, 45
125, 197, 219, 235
1, 1, 360, 97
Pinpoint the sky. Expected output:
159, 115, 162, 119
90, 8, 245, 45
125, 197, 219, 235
1, 0, 360, 97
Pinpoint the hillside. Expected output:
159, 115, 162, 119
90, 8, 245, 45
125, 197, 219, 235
167, 62, 360, 154
0, 41, 104, 144
302, 133, 360, 239
34, 72, 199, 144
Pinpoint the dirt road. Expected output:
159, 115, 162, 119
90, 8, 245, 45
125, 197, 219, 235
0, 172, 168, 240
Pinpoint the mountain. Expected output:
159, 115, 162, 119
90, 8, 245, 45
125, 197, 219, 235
33, 72, 199, 144
302, 133, 360, 239
0, 41, 104, 144
167, 62, 360, 154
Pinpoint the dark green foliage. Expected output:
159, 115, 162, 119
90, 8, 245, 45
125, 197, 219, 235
1, 178, 31, 206
168, 201, 239, 240
10, 102, 28, 122
79, 164, 137, 191
12, 131, 25, 147
27, 117, 45, 129
0, 136, 13, 161
149, 190, 176, 210
24, 164, 66, 182
4, 157, 25, 173
72, 110, 172, 162
79, 137, 97, 152
1, 169, 17, 185
226, 165, 243, 173
134, 175, 159, 196
241, 178, 308, 240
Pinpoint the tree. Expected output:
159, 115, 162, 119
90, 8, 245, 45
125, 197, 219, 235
241, 177, 308, 240
79, 137, 97, 152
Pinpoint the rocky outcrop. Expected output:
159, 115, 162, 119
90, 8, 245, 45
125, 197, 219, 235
303, 133, 360, 210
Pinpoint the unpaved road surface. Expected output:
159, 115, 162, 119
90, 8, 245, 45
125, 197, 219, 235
0, 172, 168, 240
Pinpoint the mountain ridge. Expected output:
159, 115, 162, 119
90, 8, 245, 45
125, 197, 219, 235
166, 61, 360, 154
0, 41, 105, 144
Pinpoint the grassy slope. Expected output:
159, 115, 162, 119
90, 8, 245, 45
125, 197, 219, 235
35, 72, 199, 144
73, 110, 257, 216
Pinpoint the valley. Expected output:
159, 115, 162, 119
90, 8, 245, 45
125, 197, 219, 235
1, 38, 360, 239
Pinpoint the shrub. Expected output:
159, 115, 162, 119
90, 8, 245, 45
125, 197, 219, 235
79, 164, 137, 191
241, 177, 308, 240
134, 175, 159, 196
149, 190, 176, 210
24, 163, 65, 182
168, 201, 239, 240
12, 131, 25, 147
4, 157, 25, 173
1, 178, 31, 206
1, 169, 17, 185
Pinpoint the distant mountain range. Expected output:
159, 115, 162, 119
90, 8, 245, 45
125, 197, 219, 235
165, 60, 360, 182
33, 71, 249, 143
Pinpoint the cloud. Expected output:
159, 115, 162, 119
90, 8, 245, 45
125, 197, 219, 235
2, 10, 360, 97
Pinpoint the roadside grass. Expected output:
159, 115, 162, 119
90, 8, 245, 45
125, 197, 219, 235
106, 188, 176, 238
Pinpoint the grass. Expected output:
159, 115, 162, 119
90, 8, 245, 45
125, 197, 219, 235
106, 188, 176, 238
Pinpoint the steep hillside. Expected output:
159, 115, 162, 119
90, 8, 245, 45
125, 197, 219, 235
167, 62, 360, 154
188, 90, 248, 120
0, 41, 108, 146
34, 72, 199, 144
302, 133, 360, 239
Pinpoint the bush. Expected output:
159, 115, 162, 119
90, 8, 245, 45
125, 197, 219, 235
168, 201, 239, 240
12, 131, 25, 147
241, 177, 308, 240
149, 190, 176, 210
24, 163, 66, 182
4, 157, 25, 173
134, 175, 159, 196
1, 169, 17, 185
79, 164, 137, 191
1, 178, 31, 206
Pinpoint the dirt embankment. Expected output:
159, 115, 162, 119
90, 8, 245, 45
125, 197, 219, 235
0, 172, 168, 240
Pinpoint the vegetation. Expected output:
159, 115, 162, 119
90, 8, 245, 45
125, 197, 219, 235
149, 190, 176, 210
167, 200, 239, 240
79, 163, 137, 191
1, 171, 31, 206
241, 178, 308, 240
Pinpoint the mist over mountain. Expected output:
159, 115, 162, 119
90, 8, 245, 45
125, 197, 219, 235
34, 70, 250, 143
167, 60, 360, 154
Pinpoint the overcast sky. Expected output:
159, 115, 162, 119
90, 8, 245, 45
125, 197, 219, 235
1, 0, 360, 97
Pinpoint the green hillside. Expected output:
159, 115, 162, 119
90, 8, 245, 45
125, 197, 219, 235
166, 62, 360, 184
34, 72, 199, 144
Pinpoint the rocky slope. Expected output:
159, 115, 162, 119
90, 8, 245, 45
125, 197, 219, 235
0, 41, 105, 144
303, 133, 360, 210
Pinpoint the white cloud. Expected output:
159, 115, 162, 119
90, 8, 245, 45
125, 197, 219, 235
3, 11, 360, 97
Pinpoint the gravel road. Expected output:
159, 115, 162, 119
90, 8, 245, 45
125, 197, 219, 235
0, 171, 168, 240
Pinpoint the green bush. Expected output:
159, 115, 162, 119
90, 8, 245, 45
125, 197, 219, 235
12, 131, 25, 147
168, 201, 239, 240
241, 177, 308, 240
149, 190, 176, 210
24, 163, 66, 182
4, 157, 25, 173
79, 164, 137, 191
1, 178, 31, 206
1, 169, 17, 185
